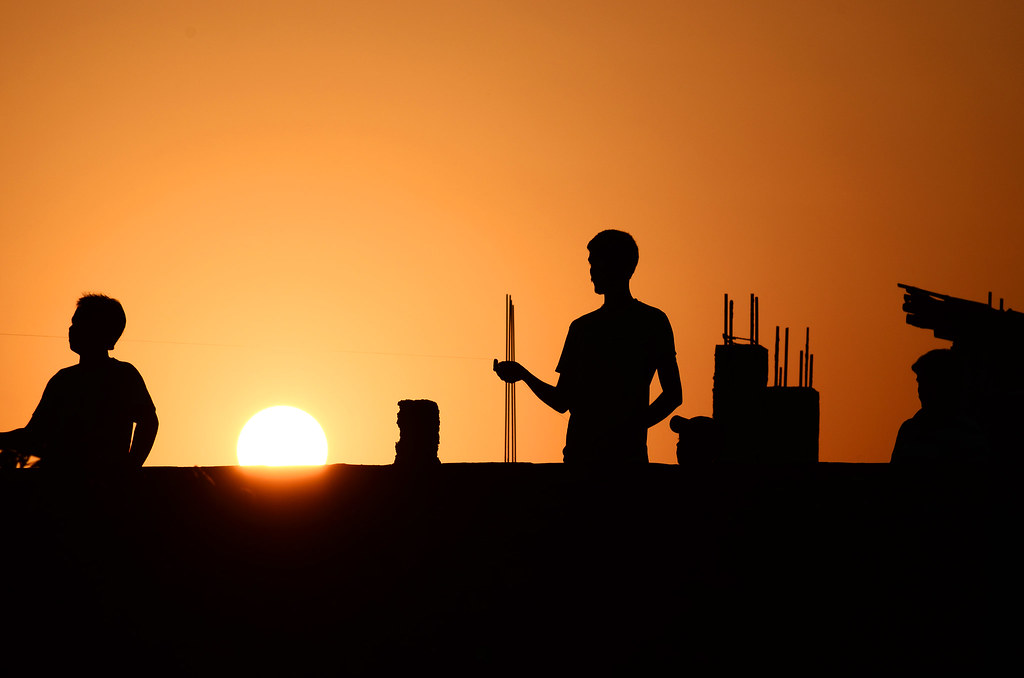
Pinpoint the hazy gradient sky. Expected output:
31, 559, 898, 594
2, 1, 1022, 466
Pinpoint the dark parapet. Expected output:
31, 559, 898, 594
394, 399, 441, 467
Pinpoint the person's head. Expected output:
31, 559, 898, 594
70, 294, 126, 355
587, 230, 639, 294
911, 348, 962, 412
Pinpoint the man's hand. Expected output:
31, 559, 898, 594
493, 359, 528, 383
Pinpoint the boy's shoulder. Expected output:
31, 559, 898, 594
51, 358, 145, 383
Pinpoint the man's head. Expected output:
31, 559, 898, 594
587, 230, 638, 294
911, 348, 962, 412
70, 294, 126, 355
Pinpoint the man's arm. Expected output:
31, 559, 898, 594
494, 359, 569, 414
128, 411, 158, 468
647, 357, 682, 428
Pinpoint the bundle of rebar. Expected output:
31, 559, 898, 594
505, 295, 516, 464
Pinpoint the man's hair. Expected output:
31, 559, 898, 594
77, 294, 127, 349
587, 230, 639, 278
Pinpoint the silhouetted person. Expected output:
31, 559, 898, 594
0, 294, 158, 469
494, 230, 682, 463
891, 348, 988, 463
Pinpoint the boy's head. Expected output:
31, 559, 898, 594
587, 230, 639, 294
70, 294, 127, 354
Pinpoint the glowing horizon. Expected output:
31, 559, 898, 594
2, 2, 1023, 466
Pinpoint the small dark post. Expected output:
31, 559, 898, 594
394, 399, 441, 467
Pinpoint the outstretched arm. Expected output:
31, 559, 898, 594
647, 357, 682, 428
494, 359, 569, 414
128, 411, 158, 468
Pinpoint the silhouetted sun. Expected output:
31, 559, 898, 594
237, 406, 328, 466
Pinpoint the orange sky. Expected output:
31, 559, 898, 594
2, 1, 1023, 466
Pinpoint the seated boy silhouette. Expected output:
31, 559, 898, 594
0, 294, 158, 469
494, 230, 682, 463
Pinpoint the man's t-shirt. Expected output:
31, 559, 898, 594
25, 358, 156, 467
556, 299, 676, 463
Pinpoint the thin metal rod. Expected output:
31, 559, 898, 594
729, 300, 734, 344
749, 293, 754, 346
784, 327, 790, 387
504, 296, 507, 463
804, 328, 810, 388
754, 296, 759, 345
510, 298, 516, 463
723, 293, 729, 343
773, 326, 780, 387
799, 350, 804, 388
809, 354, 814, 389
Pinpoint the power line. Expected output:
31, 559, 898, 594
0, 332, 490, 362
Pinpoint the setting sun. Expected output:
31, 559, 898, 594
237, 406, 328, 466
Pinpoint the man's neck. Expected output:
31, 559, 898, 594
602, 286, 634, 308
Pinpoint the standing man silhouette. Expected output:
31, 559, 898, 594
0, 294, 158, 469
494, 230, 682, 463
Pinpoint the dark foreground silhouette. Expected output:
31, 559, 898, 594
494, 230, 682, 463
0, 294, 157, 469
1, 463, 1015, 674
896, 284, 1024, 460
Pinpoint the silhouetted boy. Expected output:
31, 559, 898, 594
494, 230, 682, 463
891, 348, 988, 463
0, 294, 157, 469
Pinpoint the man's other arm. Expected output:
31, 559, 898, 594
647, 356, 682, 428
493, 360, 569, 414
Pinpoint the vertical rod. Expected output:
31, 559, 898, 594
729, 300, 734, 344
504, 295, 509, 463
773, 326, 780, 387
804, 328, 810, 387
511, 299, 516, 463
809, 354, 814, 389
988, 292, 993, 307
723, 294, 729, 343
799, 350, 804, 388
1000, 298, 1004, 311
749, 293, 754, 345
783, 327, 790, 387
754, 296, 759, 345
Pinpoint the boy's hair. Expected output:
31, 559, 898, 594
588, 230, 639, 279
77, 294, 127, 350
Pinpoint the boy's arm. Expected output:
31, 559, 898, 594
128, 411, 159, 468
494, 360, 569, 414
